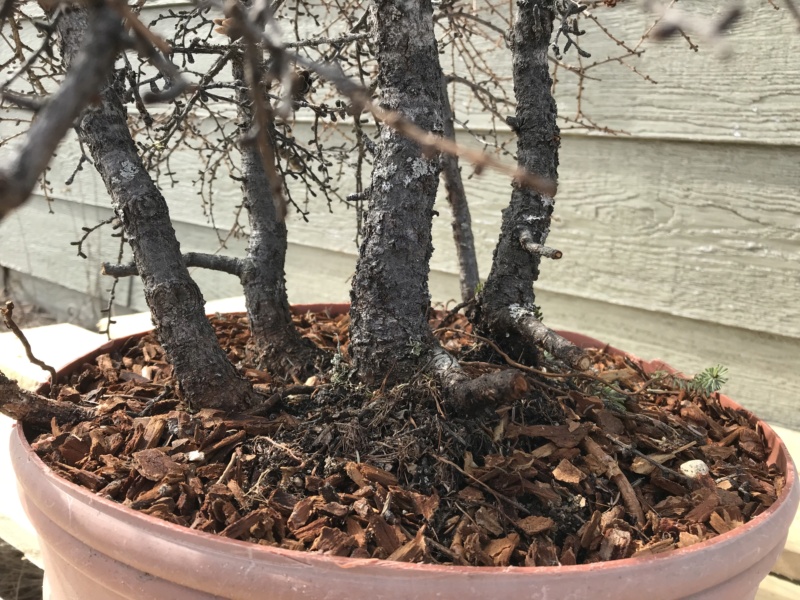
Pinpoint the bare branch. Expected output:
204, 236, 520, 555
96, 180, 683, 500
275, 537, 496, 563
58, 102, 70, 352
1, 301, 58, 386
102, 252, 243, 277
209, 0, 557, 197
0, 4, 122, 221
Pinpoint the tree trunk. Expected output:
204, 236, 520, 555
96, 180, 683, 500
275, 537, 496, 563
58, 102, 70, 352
60, 11, 256, 411
471, 1, 587, 369
349, 0, 444, 385
231, 53, 324, 379
440, 77, 480, 303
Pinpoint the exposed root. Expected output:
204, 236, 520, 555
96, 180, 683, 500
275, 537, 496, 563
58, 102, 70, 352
508, 305, 590, 370
474, 303, 589, 371
430, 346, 528, 412
0, 372, 96, 430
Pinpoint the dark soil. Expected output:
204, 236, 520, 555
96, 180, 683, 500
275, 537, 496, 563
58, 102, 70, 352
28, 309, 783, 567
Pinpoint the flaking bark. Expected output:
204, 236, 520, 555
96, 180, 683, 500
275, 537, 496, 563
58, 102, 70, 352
472, 1, 586, 369
231, 51, 324, 379
349, 0, 445, 385
60, 11, 256, 411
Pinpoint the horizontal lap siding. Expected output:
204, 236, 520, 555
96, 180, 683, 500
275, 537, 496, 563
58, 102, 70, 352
1, 0, 798, 425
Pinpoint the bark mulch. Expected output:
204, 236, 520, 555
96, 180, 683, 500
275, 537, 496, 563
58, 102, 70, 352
27, 310, 782, 567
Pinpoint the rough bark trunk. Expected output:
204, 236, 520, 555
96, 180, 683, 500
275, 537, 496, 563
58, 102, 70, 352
231, 53, 324, 380
471, 1, 587, 370
60, 11, 256, 411
349, 0, 445, 385
440, 76, 480, 303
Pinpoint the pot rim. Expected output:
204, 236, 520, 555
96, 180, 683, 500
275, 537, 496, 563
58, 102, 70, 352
16, 303, 799, 577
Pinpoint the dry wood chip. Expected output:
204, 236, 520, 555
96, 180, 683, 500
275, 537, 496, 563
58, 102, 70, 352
130, 483, 179, 510
388, 486, 440, 520
310, 527, 356, 556
680, 404, 708, 425
700, 444, 737, 461
552, 458, 586, 484
484, 532, 519, 567
356, 463, 398, 487
678, 531, 703, 548
57, 435, 91, 466
632, 537, 676, 557
475, 506, 504, 537
352, 497, 373, 518
524, 480, 561, 505
527, 539, 559, 567
650, 472, 690, 496
131, 448, 183, 482
345, 517, 367, 548
560, 545, 577, 565
140, 498, 180, 522
594, 410, 626, 436
288, 496, 318, 531
367, 514, 401, 554
387, 526, 428, 563
685, 489, 721, 523
269, 488, 301, 516
599, 528, 631, 561
505, 423, 592, 448
293, 517, 330, 543
345, 461, 368, 487
579, 510, 602, 550
631, 452, 677, 476
517, 515, 555, 536
457, 486, 485, 503
708, 510, 740, 535
220, 508, 272, 540
318, 501, 350, 519
56, 462, 106, 491
530, 442, 557, 459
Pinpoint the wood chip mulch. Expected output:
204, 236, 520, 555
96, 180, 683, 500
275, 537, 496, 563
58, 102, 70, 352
28, 310, 783, 567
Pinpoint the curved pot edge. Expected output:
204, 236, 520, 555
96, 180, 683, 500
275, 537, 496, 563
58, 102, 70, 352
10, 304, 800, 585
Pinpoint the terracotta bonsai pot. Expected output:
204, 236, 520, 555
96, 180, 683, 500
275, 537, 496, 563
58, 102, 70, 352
9, 306, 799, 599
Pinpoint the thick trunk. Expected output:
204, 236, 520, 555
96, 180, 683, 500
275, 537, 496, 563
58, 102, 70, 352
472, 1, 587, 369
231, 53, 324, 379
61, 12, 256, 411
349, 0, 445, 384
440, 77, 479, 302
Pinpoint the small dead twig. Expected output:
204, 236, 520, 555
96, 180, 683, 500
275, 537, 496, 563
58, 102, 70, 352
433, 454, 531, 516
1, 301, 57, 387
582, 436, 646, 526
605, 434, 694, 484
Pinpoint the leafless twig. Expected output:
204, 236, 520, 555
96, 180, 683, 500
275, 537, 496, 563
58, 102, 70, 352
1, 301, 57, 387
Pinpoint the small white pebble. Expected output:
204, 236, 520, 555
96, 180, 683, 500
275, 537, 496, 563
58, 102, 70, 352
680, 459, 710, 479
187, 450, 205, 463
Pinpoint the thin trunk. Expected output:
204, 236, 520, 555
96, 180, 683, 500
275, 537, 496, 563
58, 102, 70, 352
440, 77, 480, 302
60, 11, 256, 411
349, 0, 444, 384
472, 1, 587, 369
231, 53, 324, 379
